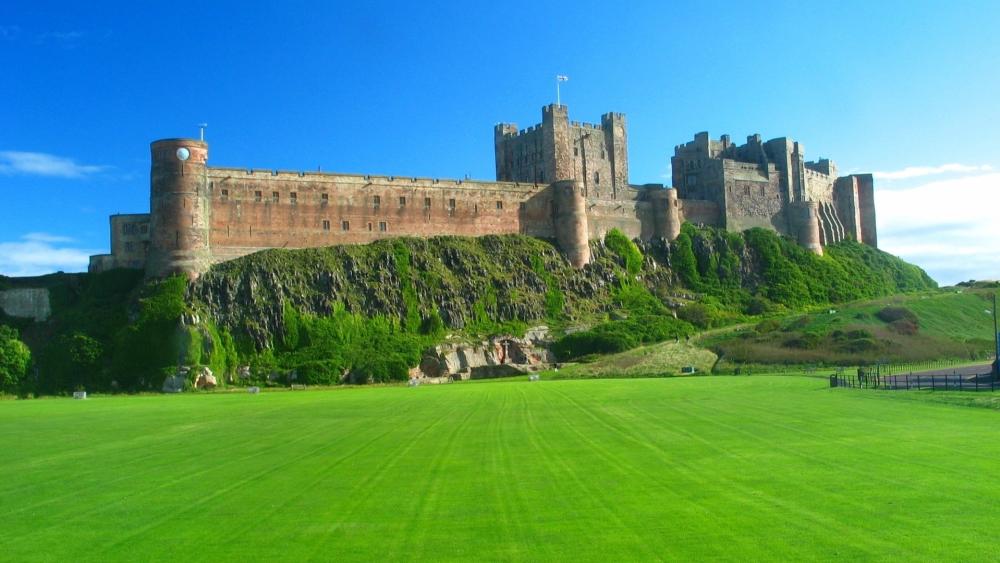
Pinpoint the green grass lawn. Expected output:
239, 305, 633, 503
4, 377, 1000, 561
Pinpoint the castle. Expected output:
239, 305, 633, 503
88, 104, 877, 279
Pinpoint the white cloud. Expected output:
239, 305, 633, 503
876, 171, 1000, 285
23, 232, 76, 244
0, 151, 109, 178
874, 163, 993, 181
0, 234, 95, 277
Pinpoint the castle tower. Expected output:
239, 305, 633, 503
600, 112, 629, 198
146, 139, 212, 279
792, 201, 823, 256
649, 188, 681, 241
551, 180, 591, 268
543, 104, 574, 181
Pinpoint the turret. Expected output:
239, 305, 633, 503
792, 201, 823, 256
551, 180, 591, 268
649, 188, 681, 241
146, 138, 212, 279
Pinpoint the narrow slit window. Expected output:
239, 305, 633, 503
221, 189, 229, 201
379, 221, 387, 232
424, 197, 432, 209
255, 191, 262, 202
272, 191, 280, 203
373, 195, 381, 209
341, 220, 350, 231
399, 196, 406, 208
322, 219, 330, 231
290, 192, 298, 204
496, 201, 503, 210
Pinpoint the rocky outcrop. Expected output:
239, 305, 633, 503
0, 288, 51, 321
415, 327, 555, 381
189, 236, 626, 350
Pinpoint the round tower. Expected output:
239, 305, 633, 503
551, 179, 591, 268
650, 188, 681, 241
146, 139, 212, 279
794, 201, 824, 256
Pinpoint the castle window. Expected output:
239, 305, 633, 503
379, 221, 387, 232
686, 174, 698, 187
496, 201, 503, 210
255, 191, 262, 202
290, 192, 298, 204
424, 197, 432, 209
221, 189, 229, 201
399, 196, 406, 208
321, 193, 329, 205
594, 172, 600, 184
342, 220, 350, 231
601, 150, 606, 159
373, 195, 381, 209
272, 191, 279, 203
322, 219, 330, 231
760, 186, 765, 197
368, 222, 373, 231
448, 198, 456, 214
573, 147, 579, 157
744, 186, 750, 196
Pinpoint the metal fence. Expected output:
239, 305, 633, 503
830, 371, 998, 391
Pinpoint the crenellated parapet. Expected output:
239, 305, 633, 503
93, 104, 877, 278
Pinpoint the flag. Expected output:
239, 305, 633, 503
556, 75, 569, 82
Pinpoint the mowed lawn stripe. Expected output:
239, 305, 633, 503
4, 377, 1000, 561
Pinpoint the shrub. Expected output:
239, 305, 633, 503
755, 319, 781, 334
876, 306, 918, 325
552, 331, 637, 361
889, 318, 919, 335
604, 229, 643, 276
294, 360, 343, 385
0, 325, 31, 392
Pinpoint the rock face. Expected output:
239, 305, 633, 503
0, 288, 51, 321
189, 235, 625, 350
415, 327, 555, 381
162, 367, 187, 393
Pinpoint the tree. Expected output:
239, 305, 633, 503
0, 326, 31, 392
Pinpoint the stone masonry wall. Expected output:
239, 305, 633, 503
205, 169, 555, 264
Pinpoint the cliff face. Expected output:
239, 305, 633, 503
189, 235, 629, 349
189, 230, 936, 350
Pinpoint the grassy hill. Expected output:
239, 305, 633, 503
4, 377, 1000, 560
1, 228, 939, 394
705, 289, 996, 368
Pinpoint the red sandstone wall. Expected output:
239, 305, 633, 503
205, 170, 555, 262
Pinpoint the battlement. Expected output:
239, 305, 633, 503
92, 103, 876, 280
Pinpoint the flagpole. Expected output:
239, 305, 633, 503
556, 77, 561, 107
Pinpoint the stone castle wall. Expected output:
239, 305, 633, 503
90, 104, 876, 279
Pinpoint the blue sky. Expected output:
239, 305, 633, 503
2, 0, 998, 284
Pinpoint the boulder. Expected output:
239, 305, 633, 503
194, 367, 217, 389
162, 374, 185, 393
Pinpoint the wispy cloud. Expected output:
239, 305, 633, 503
0, 151, 109, 178
874, 163, 993, 181
0, 234, 95, 277
23, 232, 76, 244
876, 171, 1000, 285
0, 25, 19, 41
34, 30, 85, 46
